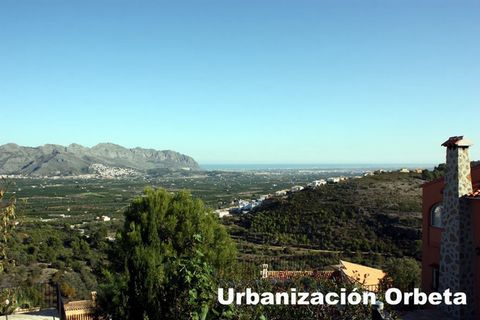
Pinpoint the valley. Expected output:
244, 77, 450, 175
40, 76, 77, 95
1, 167, 426, 301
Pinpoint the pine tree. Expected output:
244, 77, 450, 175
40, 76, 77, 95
100, 188, 236, 320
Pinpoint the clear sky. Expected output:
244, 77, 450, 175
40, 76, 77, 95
0, 0, 479, 164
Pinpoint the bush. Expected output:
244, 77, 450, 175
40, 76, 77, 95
383, 257, 420, 292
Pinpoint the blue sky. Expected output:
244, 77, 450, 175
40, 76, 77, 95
0, 0, 479, 164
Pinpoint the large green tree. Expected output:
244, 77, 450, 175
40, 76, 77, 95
100, 188, 237, 320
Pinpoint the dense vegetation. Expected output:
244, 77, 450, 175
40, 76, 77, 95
3, 221, 111, 299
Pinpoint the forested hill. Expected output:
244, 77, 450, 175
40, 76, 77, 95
233, 171, 424, 259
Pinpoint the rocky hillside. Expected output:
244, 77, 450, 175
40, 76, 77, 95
0, 143, 199, 176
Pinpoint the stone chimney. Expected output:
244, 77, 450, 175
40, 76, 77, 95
439, 136, 475, 319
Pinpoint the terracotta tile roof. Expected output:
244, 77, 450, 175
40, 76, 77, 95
339, 260, 386, 287
63, 299, 95, 311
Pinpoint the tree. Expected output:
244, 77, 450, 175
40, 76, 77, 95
382, 257, 420, 292
0, 182, 16, 273
100, 188, 237, 320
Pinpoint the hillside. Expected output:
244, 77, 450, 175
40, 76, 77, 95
0, 143, 199, 176
231, 171, 424, 259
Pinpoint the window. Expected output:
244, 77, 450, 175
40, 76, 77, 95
430, 203, 443, 228
432, 266, 439, 291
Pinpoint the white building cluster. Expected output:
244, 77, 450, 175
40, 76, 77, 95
90, 163, 138, 178
219, 176, 348, 217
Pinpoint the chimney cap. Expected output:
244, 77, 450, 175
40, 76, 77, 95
441, 136, 473, 147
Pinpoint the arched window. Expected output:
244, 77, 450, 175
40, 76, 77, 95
430, 203, 443, 228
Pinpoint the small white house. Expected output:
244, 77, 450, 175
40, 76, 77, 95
290, 185, 304, 192
327, 177, 341, 183
309, 179, 327, 187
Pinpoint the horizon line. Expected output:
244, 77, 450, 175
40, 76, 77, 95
199, 162, 437, 166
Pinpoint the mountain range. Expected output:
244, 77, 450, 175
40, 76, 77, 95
0, 143, 199, 176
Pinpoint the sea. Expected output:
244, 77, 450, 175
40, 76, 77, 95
200, 163, 435, 172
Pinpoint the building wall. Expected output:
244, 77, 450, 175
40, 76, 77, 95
421, 177, 444, 293
472, 200, 480, 318
421, 165, 480, 294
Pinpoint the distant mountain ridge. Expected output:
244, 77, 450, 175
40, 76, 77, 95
0, 143, 199, 176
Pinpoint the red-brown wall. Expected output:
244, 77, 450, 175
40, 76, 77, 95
421, 177, 444, 293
